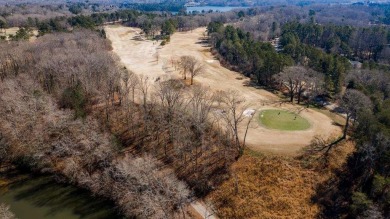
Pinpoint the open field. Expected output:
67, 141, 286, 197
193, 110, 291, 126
105, 25, 342, 155
259, 109, 311, 131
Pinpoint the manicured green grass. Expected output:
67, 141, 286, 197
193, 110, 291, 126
259, 109, 311, 131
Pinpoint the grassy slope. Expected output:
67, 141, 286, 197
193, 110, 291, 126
312, 107, 346, 127
259, 109, 311, 131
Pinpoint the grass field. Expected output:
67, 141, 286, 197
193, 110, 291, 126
259, 109, 311, 131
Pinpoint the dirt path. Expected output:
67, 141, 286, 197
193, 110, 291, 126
190, 201, 217, 219
105, 25, 342, 155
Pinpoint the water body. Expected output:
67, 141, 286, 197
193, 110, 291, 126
186, 6, 249, 13
0, 174, 123, 219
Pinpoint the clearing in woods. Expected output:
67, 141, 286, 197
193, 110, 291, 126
105, 25, 342, 155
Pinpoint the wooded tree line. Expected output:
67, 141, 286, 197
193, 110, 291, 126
0, 1, 119, 27
234, 3, 390, 43
207, 22, 293, 86
281, 21, 390, 62
1, 6, 246, 42
280, 28, 351, 94
0, 9, 226, 44
0, 4, 71, 27
314, 69, 390, 218
20, 10, 144, 36
207, 21, 351, 97
119, 0, 186, 13
2, 2, 390, 35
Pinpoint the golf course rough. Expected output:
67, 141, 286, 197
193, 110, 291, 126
259, 109, 311, 131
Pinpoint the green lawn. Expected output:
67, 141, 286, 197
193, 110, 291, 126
259, 109, 311, 131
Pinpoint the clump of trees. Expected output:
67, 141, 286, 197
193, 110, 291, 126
281, 21, 389, 62
280, 27, 351, 94
207, 22, 293, 86
9, 27, 33, 41
274, 66, 323, 104
179, 55, 205, 85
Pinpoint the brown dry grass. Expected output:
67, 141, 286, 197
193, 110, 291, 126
208, 141, 355, 219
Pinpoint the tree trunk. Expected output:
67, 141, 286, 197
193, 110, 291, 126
195, 144, 198, 175
242, 115, 252, 157
343, 114, 350, 139
297, 91, 302, 104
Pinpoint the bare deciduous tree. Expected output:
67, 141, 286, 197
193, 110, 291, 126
179, 55, 205, 85
155, 80, 185, 152
218, 90, 248, 158
138, 75, 150, 111
186, 85, 215, 170
179, 56, 191, 80
274, 66, 323, 104
188, 60, 205, 86
109, 155, 191, 218
274, 66, 301, 102
340, 89, 372, 139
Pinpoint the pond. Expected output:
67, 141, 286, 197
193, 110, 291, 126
0, 173, 123, 219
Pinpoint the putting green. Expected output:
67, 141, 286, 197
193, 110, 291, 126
259, 109, 311, 131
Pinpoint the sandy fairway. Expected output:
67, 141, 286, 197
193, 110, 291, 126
105, 25, 342, 155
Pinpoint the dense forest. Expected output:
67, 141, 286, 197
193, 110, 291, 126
207, 22, 293, 86
281, 21, 390, 63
